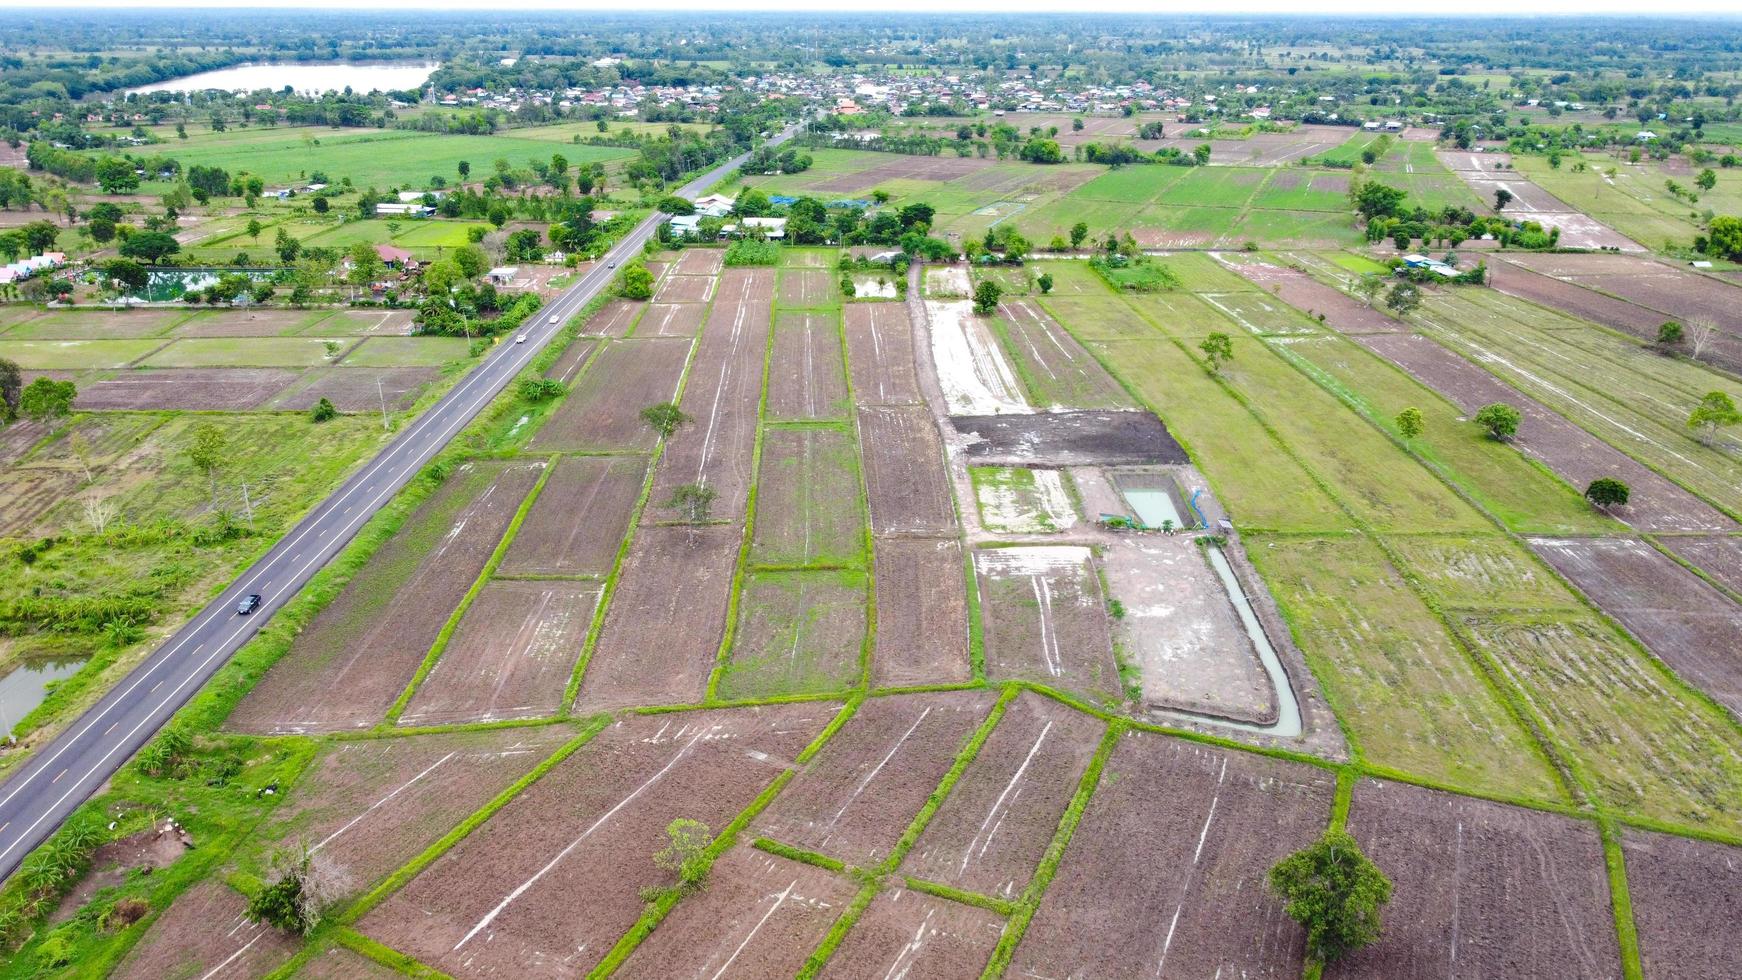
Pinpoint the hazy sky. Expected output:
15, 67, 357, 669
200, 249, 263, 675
7, 0, 1741, 13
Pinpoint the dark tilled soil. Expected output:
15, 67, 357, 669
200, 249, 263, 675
1622, 829, 1742, 980
974, 547, 1123, 702
0, 419, 46, 466
768, 310, 850, 420
575, 524, 739, 711
952, 411, 1186, 466
751, 428, 864, 567
644, 276, 771, 523
76, 367, 298, 410
858, 405, 958, 535
1329, 778, 1621, 980
1011, 731, 1333, 980
582, 298, 644, 338
902, 692, 1105, 900
844, 303, 923, 405
1660, 534, 1742, 596
819, 887, 1005, 979
358, 704, 835, 980
527, 338, 692, 452
1231, 260, 1405, 334
227, 461, 541, 734
498, 455, 647, 577
542, 338, 597, 385
871, 538, 972, 687
112, 880, 300, 980
638, 302, 709, 338
257, 727, 573, 895
617, 848, 856, 977
1530, 537, 1742, 716
752, 690, 999, 867
268, 366, 441, 412
1357, 332, 1731, 532
399, 581, 601, 726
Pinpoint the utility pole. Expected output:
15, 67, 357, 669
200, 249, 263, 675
240, 482, 255, 526
377, 377, 390, 431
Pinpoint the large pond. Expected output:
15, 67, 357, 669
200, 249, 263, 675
0, 656, 89, 734
129, 62, 440, 96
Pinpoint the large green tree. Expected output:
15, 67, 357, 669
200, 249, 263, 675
1268, 830, 1392, 966
19, 377, 76, 430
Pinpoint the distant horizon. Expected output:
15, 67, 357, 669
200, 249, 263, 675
6, 1, 1742, 17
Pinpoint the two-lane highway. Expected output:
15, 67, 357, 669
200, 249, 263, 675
0, 121, 803, 881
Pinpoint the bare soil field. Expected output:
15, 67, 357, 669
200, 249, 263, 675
637, 302, 709, 338
575, 524, 739, 711
498, 455, 647, 577
6, 308, 186, 339
49, 825, 188, 925
974, 547, 1122, 701
399, 581, 601, 726
582, 298, 644, 338
751, 428, 865, 567
952, 411, 1187, 467
872, 537, 971, 687
752, 690, 998, 867
844, 302, 922, 405
1228, 257, 1405, 333
227, 461, 541, 734
172, 309, 320, 337
654, 274, 716, 304
1622, 830, 1742, 980
0, 419, 46, 467
1103, 536, 1276, 724
1440, 163, 1642, 250
780, 268, 838, 309
74, 367, 297, 410
256, 727, 573, 893
617, 847, 856, 977
768, 311, 851, 420
359, 704, 835, 979
527, 337, 692, 452
113, 880, 300, 979
673, 247, 725, 276
820, 887, 1004, 979
902, 692, 1105, 900
1506, 252, 1742, 334
1661, 534, 1742, 596
0, 468, 83, 537
997, 299, 1134, 410
813, 154, 999, 193
644, 276, 771, 523
1329, 778, 1619, 979
1530, 537, 1742, 716
267, 366, 443, 412
1010, 731, 1333, 979
858, 405, 958, 535
542, 337, 596, 385
719, 569, 866, 698
1356, 332, 1731, 532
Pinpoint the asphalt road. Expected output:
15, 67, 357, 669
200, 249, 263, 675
0, 122, 801, 882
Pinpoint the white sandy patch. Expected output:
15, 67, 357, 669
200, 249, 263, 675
977, 469, 1078, 534
926, 300, 1029, 416
925, 265, 972, 298
850, 275, 899, 298
973, 544, 1093, 577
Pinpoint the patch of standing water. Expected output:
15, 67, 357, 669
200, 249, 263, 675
1201, 546, 1301, 738
0, 657, 89, 734
1123, 488, 1187, 529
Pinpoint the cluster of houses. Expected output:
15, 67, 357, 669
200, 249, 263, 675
666, 193, 788, 240
0, 252, 66, 286
434, 79, 728, 117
